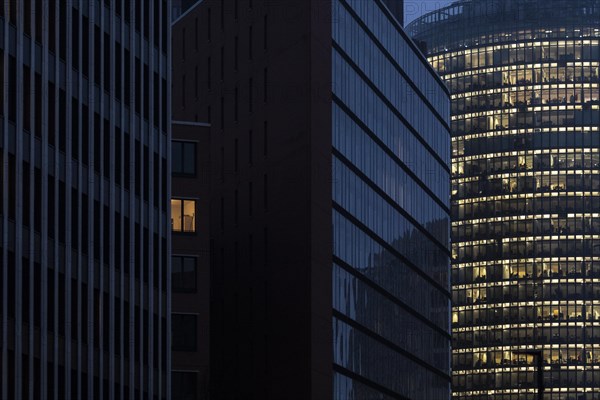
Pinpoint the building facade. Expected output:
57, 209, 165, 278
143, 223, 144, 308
408, 1, 600, 399
331, 1, 451, 398
0, 1, 171, 399
170, 6, 212, 399
172, 0, 451, 398
169, 119, 210, 400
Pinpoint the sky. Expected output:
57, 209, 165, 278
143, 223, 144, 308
404, 0, 456, 24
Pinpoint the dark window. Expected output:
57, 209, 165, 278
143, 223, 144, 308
220, 0, 224, 29
194, 17, 199, 50
82, 16, 89, 75
154, 1, 161, 47
248, 130, 253, 165
234, 190, 239, 226
220, 46, 224, 80
220, 197, 224, 229
172, 371, 197, 400
220, 97, 224, 129
220, 147, 224, 182
49, 2, 56, 53
72, 9, 79, 70
264, 174, 268, 211
23, 66, 30, 132
234, 138, 238, 172
181, 74, 186, 109
207, 8, 211, 42
263, 120, 268, 157
182, 28, 186, 60
234, 87, 238, 122
172, 256, 197, 293
207, 57, 211, 91
172, 141, 197, 176
143, 0, 150, 38
24, 0, 31, 35
103, 33, 110, 92
172, 314, 197, 351
249, 26, 253, 60
59, 3, 67, 60
263, 14, 267, 50
7, 55, 15, 122
249, 78, 253, 113
263, 67, 268, 102
194, 65, 199, 99
35, 0, 43, 43
249, 182, 253, 216
58, 90, 66, 151
234, 36, 238, 71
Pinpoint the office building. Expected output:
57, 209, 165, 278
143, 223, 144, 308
170, 6, 212, 400
169, 117, 210, 400
0, 1, 171, 399
408, 0, 600, 398
172, 0, 451, 398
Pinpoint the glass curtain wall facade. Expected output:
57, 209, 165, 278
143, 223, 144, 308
0, 1, 171, 399
332, 0, 451, 398
408, 1, 600, 399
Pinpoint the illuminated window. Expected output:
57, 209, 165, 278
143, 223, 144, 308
171, 199, 196, 233
452, 312, 459, 324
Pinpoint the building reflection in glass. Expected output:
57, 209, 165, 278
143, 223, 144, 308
409, 0, 600, 399
332, 0, 452, 397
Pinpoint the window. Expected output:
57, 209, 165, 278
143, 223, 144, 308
234, 36, 239, 70
172, 371, 197, 400
181, 74, 186, 109
263, 120, 268, 156
234, 87, 238, 121
172, 256, 197, 293
249, 78, 253, 113
194, 17, 199, 51
263, 174, 268, 211
249, 26, 253, 59
220, 46, 224, 80
263, 14, 267, 50
207, 57, 211, 91
172, 141, 196, 176
220, 0, 224, 29
171, 199, 196, 233
207, 8, 211, 42
220, 96, 224, 129
248, 130, 253, 165
172, 314, 197, 351
234, 138, 239, 172
263, 67, 268, 102
182, 28, 186, 60
194, 65, 199, 99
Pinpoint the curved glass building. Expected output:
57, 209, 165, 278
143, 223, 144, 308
408, 1, 600, 399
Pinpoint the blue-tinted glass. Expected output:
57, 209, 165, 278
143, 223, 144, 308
331, 0, 451, 397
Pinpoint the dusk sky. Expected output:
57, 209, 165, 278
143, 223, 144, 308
404, 0, 456, 24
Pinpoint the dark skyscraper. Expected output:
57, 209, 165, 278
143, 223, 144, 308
409, 0, 600, 398
169, 118, 210, 400
170, 8, 212, 399
172, 0, 451, 398
0, 1, 171, 399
